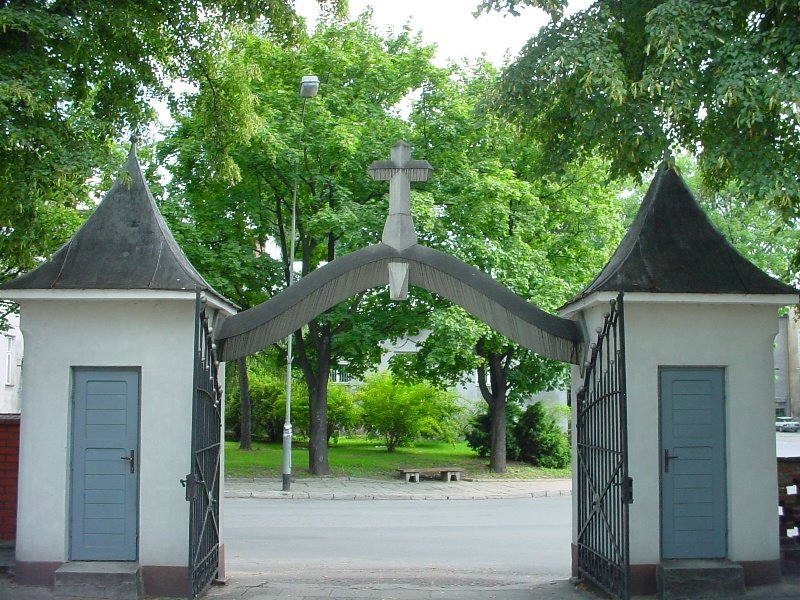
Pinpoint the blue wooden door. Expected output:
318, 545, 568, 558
660, 367, 726, 559
70, 369, 139, 560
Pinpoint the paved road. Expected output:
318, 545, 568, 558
776, 431, 800, 457
223, 496, 571, 576
209, 494, 592, 600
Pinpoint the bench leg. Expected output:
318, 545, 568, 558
404, 472, 419, 483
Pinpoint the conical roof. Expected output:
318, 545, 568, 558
1, 138, 227, 303
574, 163, 799, 299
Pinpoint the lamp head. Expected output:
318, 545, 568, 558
299, 75, 319, 98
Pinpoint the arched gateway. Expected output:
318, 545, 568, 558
2, 139, 795, 600
213, 141, 581, 365
211, 141, 630, 600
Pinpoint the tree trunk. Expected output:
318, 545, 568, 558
237, 356, 252, 451
489, 395, 507, 473
477, 343, 511, 474
308, 377, 329, 475
306, 333, 331, 476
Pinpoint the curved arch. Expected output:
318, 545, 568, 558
214, 243, 583, 364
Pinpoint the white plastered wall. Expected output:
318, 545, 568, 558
14, 299, 195, 567
569, 295, 781, 567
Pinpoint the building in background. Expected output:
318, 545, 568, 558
1, 310, 22, 414
775, 307, 800, 417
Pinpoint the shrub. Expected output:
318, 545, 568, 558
357, 372, 463, 451
464, 401, 521, 459
292, 383, 361, 443
465, 401, 570, 468
325, 384, 362, 443
512, 402, 571, 468
225, 368, 287, 442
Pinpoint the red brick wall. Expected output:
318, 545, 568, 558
0, 414, 20, 542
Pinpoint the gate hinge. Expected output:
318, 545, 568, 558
622, 476, 634, 504
181, 473, 196, 502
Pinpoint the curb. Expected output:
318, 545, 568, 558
223, 489, 572, 501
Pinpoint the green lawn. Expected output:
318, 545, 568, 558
224, 437, 571, 480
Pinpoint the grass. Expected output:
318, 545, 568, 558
225, 436, 571, 480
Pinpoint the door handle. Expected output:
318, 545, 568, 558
121, 450, 135, 474
663, 448, 679, 473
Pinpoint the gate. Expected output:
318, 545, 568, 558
184, 291, 222, 599
575, 292, 632, 600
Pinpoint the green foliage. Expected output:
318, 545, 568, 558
495, 0, 800, 236
465, 401, 522, 459
397, 59, 625, 471
224, 437, 571, 479
226, 356, 359, 444
0, 0, 343, 284
225, 359, 290, 441
161, 14, 440, 474
356, 372, 463, 452
402, 60, 625, 391
293, 383, 362, 443
326, 385, 363, 443
512, 402, 570, 468
466, 401, 570, 468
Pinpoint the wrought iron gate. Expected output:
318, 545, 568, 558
184, 291, 222, 599
575, 293, 632, 600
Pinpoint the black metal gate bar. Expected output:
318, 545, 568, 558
185, 291, 222, 599
576, 292, 631, 600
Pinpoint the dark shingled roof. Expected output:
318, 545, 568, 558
1, 140, 227, 303
575, 163, 799, 299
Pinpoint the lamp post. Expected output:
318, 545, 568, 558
283, 75, 319, 492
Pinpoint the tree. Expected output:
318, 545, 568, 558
356, 372, 462, 452
161, 13, 438, 475
512, 402, 570, 468
393, 60, 625, 472
0, 1, 345, 286
482, 1, 800, 247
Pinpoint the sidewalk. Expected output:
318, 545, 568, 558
224, 476, 573, 501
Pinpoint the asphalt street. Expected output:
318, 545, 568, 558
223, 496, 572, 577
776, 430, 800, 457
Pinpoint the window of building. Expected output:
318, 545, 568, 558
4, 335, 13, 386
329, 368, 351, 383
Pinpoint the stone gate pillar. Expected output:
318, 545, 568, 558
0, 140, 235, 598
562, 162, 798, 596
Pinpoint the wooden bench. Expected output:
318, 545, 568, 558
397, 467, 464, 483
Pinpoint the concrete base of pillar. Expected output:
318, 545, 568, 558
54, 562, 144, 600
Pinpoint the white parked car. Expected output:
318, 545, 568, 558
776, 416, 800, 432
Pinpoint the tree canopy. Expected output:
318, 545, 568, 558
391, 59, 626, 471
0, 0, 343, 284
483, 1, 799, 231
160, 13, 438, 474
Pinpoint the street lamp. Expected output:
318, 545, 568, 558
283, 75, 319, 492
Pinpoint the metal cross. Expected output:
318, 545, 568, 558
369, 141, 433, 300
369, 140, 433, 251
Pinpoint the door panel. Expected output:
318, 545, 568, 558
660, 368, 726, 559
71, 369, 139, 560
